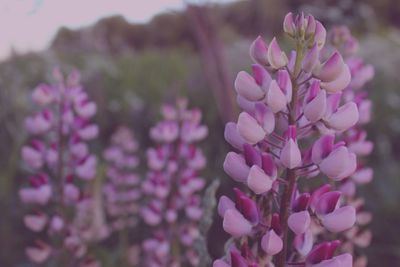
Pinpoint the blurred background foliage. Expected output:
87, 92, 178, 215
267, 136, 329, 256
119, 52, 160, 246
1, 0, 400, 266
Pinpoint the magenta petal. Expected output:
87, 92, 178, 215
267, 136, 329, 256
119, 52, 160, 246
223, 152, 250, 183
247, 165, 274, 194
234, 71, 265, 101
280, 139, 302, 169
327, 102, 359, 131
223, 209, 252, 237
261, 230, 283, 255
237, 112, 266, 144
315, 191, 341, 215
321, 206, 356, 233
288, 211, 311, 235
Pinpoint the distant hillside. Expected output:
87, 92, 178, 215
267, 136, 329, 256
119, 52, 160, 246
49, 0, 397, 56
49, 0, 287, 55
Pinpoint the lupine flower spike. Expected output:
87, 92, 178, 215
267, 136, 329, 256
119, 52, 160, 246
103, 126, 141, 262
20, 69, 101, 266
141, 98, 208, 267
216, 12, 373, 267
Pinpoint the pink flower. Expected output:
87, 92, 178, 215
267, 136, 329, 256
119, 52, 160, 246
21, 140, 45, 169
25, 240, 51, 263
314, 191, 356, 232
32, 84, 54, 106
312, 135, 357, 180
306, 241, 352, 267
24, 213, 48, 232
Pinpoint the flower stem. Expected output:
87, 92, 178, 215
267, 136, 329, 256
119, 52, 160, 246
276, 40, 304, 267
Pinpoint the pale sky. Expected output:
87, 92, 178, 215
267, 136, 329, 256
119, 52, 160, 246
0, 0, 233, 60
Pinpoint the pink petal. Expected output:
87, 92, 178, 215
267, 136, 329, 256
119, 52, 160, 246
288, 211, 311, 235
261, 229, 283, 255
267, 37, 288, 69
237, 112, 266, 144
234, 71, 265, 101
321, 64, 351, 93
304, 89, 326, 122
320, 206, 356, 233
280, 139, 302, 169
224, 122, 246, 151
303, 43, 319, 73
223, 209, 252, 237
250, 36, 269, 65
311, 135, 334, 164
315, 52, 345, 82
223, 152, 250, 183
266, 80, 287, 113
24, 214, 48, 232
294, 229, 313, 256
314, 21, 327, 50
217, 196, 235, 217
247, 165, 274, 194
327, 102, 359, 131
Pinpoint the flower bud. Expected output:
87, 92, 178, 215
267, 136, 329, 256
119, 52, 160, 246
267, 38, 288, 69
250, 36, 269, 65
261, 230, 283, 255
283, 12, 295, 36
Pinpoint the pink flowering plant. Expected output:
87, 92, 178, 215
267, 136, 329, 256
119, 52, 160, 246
141, 98, 208, 267
103, 126, 141, 262
19, 69, 100, 266
216, 13, 373, 267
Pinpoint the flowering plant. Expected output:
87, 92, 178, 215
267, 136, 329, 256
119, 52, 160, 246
141, 98, 208, 267
20, 69, 100, 266
215, 13, 373, 267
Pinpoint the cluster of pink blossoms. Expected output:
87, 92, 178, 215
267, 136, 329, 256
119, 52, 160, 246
215, 13, 373, 267
103, 126, 141, 232
141, 99, 208, 267
19, 69, 100, 266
